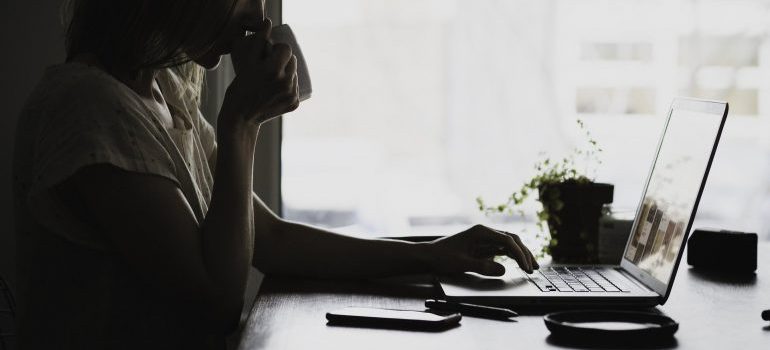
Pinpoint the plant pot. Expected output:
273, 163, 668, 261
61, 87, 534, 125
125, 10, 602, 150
538, 180, 614, 264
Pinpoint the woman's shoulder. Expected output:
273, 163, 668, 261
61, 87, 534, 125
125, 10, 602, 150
15, 63, 182, 200
26, 62, 145, 117
19, 62, 160, 140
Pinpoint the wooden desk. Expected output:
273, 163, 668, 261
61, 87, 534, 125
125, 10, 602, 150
238, 243, 770, 349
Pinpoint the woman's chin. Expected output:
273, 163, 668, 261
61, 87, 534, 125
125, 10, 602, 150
195, 54, 223, 71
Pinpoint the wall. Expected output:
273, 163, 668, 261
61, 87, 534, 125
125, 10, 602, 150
1, 0, 66, 294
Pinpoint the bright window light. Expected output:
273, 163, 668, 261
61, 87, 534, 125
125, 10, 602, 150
282, 0, 770, 240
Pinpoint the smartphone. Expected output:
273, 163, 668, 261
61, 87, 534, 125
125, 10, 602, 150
326, 307, 461, 330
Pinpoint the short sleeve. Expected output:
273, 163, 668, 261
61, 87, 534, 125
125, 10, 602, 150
29, 89, 179, 196
23, 78, 180, 248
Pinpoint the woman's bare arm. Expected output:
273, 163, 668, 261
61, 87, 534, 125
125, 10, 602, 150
250, 193, 538, 279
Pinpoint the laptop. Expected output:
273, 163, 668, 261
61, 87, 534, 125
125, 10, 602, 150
438, 97, 729, 307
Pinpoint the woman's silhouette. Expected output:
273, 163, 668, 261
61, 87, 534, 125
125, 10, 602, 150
13, 1, 537, 348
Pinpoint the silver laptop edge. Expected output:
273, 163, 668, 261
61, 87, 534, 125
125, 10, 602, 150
619, 98, 728, 304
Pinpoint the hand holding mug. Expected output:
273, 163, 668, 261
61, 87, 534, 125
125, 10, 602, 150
220, 19, 299, 129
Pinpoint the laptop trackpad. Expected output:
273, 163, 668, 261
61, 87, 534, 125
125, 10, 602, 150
439, 268, 539, 296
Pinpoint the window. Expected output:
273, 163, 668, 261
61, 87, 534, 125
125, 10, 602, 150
281, 0, 770, 240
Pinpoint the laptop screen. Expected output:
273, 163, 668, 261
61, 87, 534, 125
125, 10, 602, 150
622, 99, 726, 287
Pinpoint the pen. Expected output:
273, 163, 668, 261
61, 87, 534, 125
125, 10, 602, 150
425, 299, 518, 320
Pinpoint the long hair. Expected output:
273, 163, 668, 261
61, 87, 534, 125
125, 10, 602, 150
60, 0, 236, 106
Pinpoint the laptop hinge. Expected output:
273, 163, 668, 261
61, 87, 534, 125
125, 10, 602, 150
616, 267, 659, 296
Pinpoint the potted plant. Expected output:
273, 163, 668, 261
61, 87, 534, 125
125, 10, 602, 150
477, 119, 613, 263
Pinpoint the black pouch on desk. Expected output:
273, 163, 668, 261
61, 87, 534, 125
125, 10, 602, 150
544, 310, 678, 343
687, 228, 757, 273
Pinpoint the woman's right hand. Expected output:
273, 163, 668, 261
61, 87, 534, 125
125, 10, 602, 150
425, 225, 539, 276
220, 20, 299, 130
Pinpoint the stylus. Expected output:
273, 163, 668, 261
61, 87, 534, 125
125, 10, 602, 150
762, 309, 769, 321
425, 299, 518, 319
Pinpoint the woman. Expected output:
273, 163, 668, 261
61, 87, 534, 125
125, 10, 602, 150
13, 0, 538, 348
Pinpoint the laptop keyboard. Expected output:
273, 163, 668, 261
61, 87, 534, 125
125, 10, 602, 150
527, 267, 631, 293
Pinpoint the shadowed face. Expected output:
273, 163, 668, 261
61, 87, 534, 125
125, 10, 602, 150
192, 0, 270, 70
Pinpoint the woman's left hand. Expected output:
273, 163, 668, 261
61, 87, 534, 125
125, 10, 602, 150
425, 225, 539, 276
220, 19, 299, 130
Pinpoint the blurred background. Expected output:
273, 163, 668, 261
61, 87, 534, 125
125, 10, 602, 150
1, 0, 768, 313
281, 0, 770, 241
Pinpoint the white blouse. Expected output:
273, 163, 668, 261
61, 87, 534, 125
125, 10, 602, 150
13, 62, 221, 349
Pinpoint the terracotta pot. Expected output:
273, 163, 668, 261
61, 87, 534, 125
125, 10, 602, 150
538, 180, 614, 264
